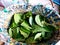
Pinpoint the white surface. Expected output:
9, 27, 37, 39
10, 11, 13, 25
0, 0, 59, 13
29, 0, 51, 5
0, 0, 25, 7
0, 0, 13, 7
29, 0, 59, 13
56, 41, 60, 45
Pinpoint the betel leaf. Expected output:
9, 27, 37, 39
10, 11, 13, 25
22, 11, 32, 19
12, 28, 17, 38
15, 31, 25, 41
20, 30, 29, 38
34, 33, 41, 40
20, 27, 30, 38
14, 13, 22, 24
20, 27, 30, 35
33, 25, 50, 33
10, 22, 17, 28
9, 28, 13, 37
41, 31, 45, 37
21, 21, 32, 30
29, 16, 33, 26
17, 27, 20, 33
25, 11, 32, 17
35, 15, 44, 27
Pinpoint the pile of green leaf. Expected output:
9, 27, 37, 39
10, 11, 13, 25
8, 11, 57, 43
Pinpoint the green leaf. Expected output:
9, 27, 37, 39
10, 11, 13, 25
33, 25, 50, 33
41, 31, 45, 37
9, 28, 13, 37
10, 22, 17, 28
29, 16, 33, 26
12, 22, 16, 27
21, 21, 32, 30
20, 27, 30, 35
25, 11, 32, 17
22, 11, 32, 19
12, 28, 17, 38
20, 30, 29, 38
35, 15, 44, 27
14, 13, 22, 24
34, 33, 41, 40
20, 27, 30, 38
15, 32, 25, 41
17, 27, 20, 33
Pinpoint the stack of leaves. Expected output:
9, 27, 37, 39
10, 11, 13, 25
8, 11, 57, 43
